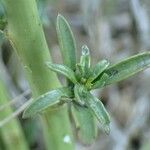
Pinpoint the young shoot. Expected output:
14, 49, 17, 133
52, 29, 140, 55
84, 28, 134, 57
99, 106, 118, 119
23, 14, 150, 145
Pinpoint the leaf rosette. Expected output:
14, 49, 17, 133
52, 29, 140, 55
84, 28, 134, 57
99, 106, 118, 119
23, 14, 150, 144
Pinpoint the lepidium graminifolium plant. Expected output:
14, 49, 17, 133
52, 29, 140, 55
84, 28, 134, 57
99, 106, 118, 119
23, 14, 150, 144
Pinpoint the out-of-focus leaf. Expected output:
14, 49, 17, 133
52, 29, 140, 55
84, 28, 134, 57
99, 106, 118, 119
46, 62, 77, 84
0, 3, 7, 31
36, 0, 50, 26
71, 103, 97, 144
56, 14, 76, 71
85, 92, 110, 134
79, 45, 91, 77
141, 139, 150, 150
88, 59, 109, 82
23, 87, 72, 118
103, 52, 150, 85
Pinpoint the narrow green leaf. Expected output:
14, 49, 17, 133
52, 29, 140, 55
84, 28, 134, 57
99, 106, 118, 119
71, 103, 97, 144
103, 52, 150, 85
91, 73, 109, 89
85, 92, 110, 134
23, 87, 72, 118
88, 59, 110, 82
79, 45, 91, 77
46, 62, 77, 84
56, 14, 76, 71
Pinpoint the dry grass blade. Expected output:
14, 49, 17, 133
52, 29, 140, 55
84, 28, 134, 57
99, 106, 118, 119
0, 89, 31, 111
0, 98, 32, 127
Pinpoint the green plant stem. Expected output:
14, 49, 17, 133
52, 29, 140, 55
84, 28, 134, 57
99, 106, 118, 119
2, 0, 74, 149
0, 78, 29, 150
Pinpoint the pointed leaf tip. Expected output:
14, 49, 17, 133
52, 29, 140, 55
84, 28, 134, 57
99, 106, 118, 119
57, 13, 61, 17
79, 45, 91, 77
81, 45, 90, 55
104, 52, 150, 85
57, 14, 64, 22
46, 62, 77, 84
56, 14, 76, 71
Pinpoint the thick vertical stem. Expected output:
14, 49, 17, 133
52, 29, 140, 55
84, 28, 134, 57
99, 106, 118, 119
3, 0, 59, 95
2, 0, 74, 149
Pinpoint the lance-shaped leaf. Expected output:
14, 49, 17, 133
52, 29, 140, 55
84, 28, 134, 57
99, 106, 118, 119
71, 103, 97, 144
102, 52, 150, 86
88, 59, 110, 82
56, 14, 76, 71
85, 92, 110, 134
46, 62, 77, 84
79, 45, 91, 77
23, 87, 72, 118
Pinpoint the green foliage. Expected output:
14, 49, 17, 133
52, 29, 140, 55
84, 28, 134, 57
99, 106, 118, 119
23, 87, 73, 118
71, 103, 97, 144
88, 59, 110, 82
92, 73, 109, 89
0, 79, 29, 150
0, 2, 7, 30
79, 45, 91, 77
23, 15, 150, 144
2, 0, 74, 149
85, 92, 110, 134
103, 52, 150, 85
56, 14, 76, 71
46, 63, 77, 84
56, 14, 77, 87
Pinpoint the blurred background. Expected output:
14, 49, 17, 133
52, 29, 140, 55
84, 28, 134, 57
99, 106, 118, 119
0, 0, 150, 149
